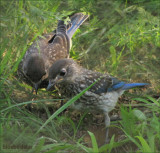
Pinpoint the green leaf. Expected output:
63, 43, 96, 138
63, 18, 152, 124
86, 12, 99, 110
0, 99, 62, 113
99, 137, 129, 152
132, 98, 150, 104
33, 137, 45, 153
136, 136, 152, 152
77, 142, 93, 152
88, 131, 99, 153
121, 128, 141, 149
42, 143, 74, 153
146, 96, 160, 106
108, 135, 115, 153
109, 46, 117, 67
132, 109, 146, 121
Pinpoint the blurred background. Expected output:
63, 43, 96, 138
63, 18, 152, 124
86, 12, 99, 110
1, 0, 160, 152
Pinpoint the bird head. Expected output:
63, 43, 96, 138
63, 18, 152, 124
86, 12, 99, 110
23, 53, 49, 94
47, 58, 78, 91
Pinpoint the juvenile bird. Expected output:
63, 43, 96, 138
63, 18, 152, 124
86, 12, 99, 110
17, 13, 89, 94
47, 58, 149, 143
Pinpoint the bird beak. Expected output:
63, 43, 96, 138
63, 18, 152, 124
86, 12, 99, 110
47, 79, 56, 91
33, 83, 39, 95
32, 82, 40, 95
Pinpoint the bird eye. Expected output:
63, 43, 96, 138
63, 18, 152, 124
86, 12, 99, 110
59, 69, 66, 76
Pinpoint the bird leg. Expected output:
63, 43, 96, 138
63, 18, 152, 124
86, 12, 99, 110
31, 87, 35, 94
31, 87, 37, 95
104, 112, 110, 143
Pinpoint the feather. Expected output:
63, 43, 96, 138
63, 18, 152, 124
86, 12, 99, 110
67, 13, 89, 39
121, 83, 150, 90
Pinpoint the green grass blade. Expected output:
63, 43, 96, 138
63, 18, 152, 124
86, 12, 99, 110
0, 123, 3, 151
43, 144, 74, 153
99, 138, 129, 152
146, 96, 160, 106
136, 136, 152, 153
33, 137, 45, 153
109, 46, 117, 68
132, 98, 151, 104
0, 99, 62, 113
88, 131, 99, 153
77, 142, 93, 153
121, 128, 141, 149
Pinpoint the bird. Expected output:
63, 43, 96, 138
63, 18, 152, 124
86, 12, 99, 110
47, 58, 149, 143
17, 13, 89, 94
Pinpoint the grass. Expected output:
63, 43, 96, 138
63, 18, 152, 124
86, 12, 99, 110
0, 0, 160, 152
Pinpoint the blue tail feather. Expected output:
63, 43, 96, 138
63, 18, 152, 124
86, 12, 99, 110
108, 82, 149, 92
121, 83, 149, 90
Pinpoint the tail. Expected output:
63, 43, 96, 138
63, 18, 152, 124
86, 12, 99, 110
57, 20, 67, 34
67, 13, 89, 39
56, 20, 70, 54
121, 83, 150, 90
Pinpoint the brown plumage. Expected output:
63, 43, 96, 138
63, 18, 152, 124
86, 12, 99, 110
17, 13, 89, 93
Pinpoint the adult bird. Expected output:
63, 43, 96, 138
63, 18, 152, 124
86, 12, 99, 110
17, 13, 89, 94
47, 58, 149, 143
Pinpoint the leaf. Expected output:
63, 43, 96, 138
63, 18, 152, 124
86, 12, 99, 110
146, 96, 160, 107
88, 131, 99, 153
132, 109, 146, 121
0, 99, 62, 113
121, 128, 141, 149
132, 98, 150, 104
99, 137, 129, 152
33, 137, 45, 153
108, 135, 115, 153
109, 46, 117, 67
77, 142, 93, 153
42, 143, 74, 153
136, 136, 152, 153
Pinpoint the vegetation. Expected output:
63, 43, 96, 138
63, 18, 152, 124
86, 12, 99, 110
0, 0, 159, 152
